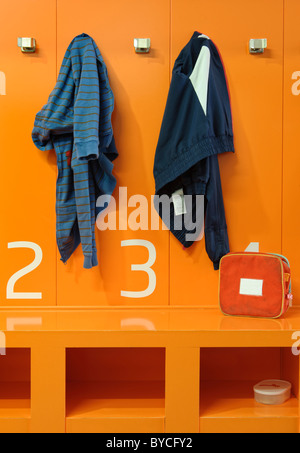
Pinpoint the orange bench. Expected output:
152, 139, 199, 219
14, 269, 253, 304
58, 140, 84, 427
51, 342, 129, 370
0, 306, 299, 433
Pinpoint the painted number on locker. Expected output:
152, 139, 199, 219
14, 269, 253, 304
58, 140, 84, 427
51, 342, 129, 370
121, 239, 156, 298
6, 241, 43, 299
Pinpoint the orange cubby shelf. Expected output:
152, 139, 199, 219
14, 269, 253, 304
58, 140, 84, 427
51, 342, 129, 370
0, 307, 299, 433
199, 346, 300, 433
0, 349, 31, 433
66, 380, 165, 433
200, 380, 299, 433
65, 347, 165, 433
0, 382, 31, 434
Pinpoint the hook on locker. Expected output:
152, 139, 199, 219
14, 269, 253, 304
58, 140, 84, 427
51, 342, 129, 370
134, 38, 151, 53
18, 37, 36, 53
249, 38, 267, 54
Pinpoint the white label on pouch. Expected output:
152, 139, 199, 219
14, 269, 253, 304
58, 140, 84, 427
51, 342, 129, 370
239, 278, 263, 297
172, 189, 187, 216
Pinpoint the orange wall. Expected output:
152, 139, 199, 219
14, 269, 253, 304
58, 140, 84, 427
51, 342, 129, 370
0, 0, 297, 307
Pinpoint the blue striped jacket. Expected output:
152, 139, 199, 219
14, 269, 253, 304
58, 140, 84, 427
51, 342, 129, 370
32, 33, 118, 269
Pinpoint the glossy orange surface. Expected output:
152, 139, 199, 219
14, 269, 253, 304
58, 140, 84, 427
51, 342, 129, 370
0, 307, 300, 333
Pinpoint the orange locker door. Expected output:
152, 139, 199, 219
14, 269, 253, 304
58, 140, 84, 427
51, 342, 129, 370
282, 0, 300, 306
0, 0, 57, 306
56, 0, 170, 306
170, 0, 284, 306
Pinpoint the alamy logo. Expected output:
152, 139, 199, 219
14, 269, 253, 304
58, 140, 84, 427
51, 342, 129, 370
0, 71, 6, 95
96, 187, 204, 243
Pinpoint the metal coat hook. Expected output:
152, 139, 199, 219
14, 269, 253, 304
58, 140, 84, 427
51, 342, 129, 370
18, 37, 36, 53
134, 38, 151, 53
249, 38, 267, 54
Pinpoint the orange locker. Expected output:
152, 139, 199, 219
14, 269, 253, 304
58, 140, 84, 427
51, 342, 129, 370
169, 0, 284, 306
55, 0, 170, 306
0, 0, 57, 306
282, 0, 300, 305
1, 0, 297, 310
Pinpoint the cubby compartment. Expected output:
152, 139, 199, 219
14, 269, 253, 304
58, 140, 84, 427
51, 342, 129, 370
66, 348, 165, 433
200, 347, 299, 433
0, 348, 31, 433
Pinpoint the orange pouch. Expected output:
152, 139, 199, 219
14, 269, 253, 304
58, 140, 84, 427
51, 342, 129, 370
219, 252, 292, 318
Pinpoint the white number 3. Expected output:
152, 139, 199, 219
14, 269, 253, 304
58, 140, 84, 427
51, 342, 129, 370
121, 239, 156, 298
6, 241, 43, 299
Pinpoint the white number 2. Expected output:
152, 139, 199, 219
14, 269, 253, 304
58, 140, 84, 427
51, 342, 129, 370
121, 239, 156, 298
6, 241, 43, 299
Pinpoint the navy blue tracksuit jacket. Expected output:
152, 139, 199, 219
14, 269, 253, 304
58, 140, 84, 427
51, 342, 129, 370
153, 32, 234, 270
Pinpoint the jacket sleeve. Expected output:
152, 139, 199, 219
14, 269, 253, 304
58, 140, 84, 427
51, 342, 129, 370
204, 154, 230, 270
32, 48, 73, 151
71, 37, 100, 161
204, 41, 234, 140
